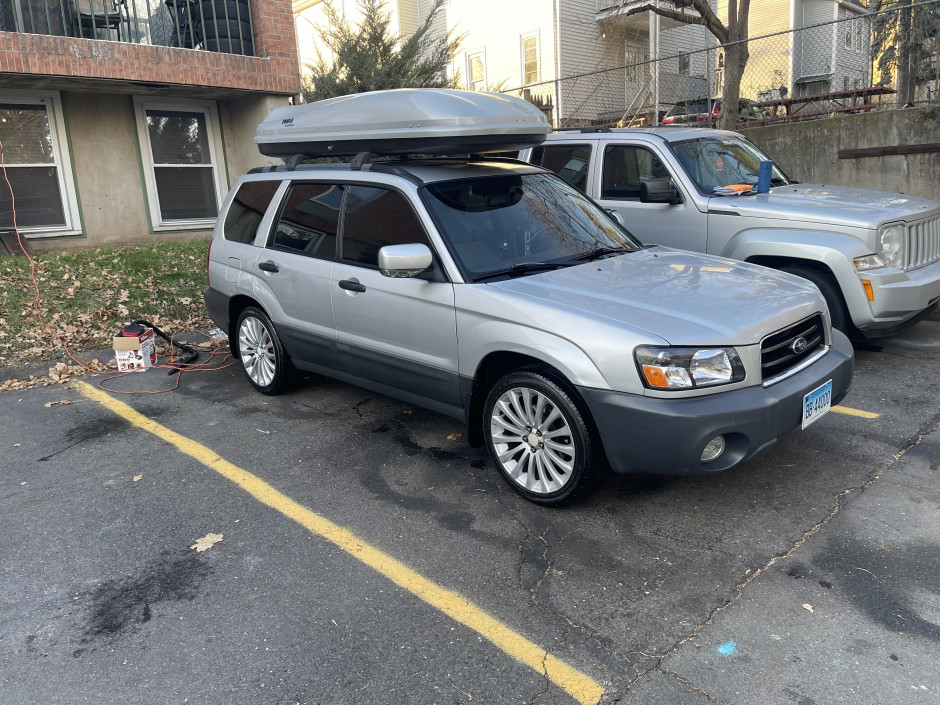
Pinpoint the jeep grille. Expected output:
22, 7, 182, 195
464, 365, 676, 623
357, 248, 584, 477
904, 215, 940, 270
761, 314, 826, 385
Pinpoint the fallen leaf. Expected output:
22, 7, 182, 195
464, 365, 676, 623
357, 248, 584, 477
133, 475, 143, 482
803, 603, 814, 613
447, 433, 463, 441
13, 443, 20, 447
190, 533, 223, 552
44, 400, 73, 407
402, 409, 414, 415
256, 429, 271, 435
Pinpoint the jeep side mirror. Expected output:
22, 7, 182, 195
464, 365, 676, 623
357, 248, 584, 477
640, 179, 682, 205
378, 244, 433, 278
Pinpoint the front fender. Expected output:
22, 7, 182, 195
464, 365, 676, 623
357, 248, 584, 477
458, 319, 621, 391
721, 228, 874, 326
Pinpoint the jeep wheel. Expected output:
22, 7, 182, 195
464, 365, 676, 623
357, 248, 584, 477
483, 370, 598, 505
236, 307, 291, 395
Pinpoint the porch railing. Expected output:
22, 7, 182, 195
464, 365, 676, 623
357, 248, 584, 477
0, 0, 255, 55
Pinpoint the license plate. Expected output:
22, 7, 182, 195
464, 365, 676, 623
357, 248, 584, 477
802, 379, 833, 429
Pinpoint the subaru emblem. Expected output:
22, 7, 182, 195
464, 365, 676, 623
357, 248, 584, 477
791, 336, 808, 354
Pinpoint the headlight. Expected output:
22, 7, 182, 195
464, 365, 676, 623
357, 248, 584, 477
878, 224, 906, 269
635, 346, 746, 390
853, 254, 887, 271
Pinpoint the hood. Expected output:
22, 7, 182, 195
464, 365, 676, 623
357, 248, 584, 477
489, 248, 824, 345
709, 184, 940, 230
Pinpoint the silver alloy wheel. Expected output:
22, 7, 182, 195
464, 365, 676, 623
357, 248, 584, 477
489, 386, 576, 495
238, 315, 277, 388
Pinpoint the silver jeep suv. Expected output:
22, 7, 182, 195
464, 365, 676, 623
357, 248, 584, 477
205, 154, 853, 505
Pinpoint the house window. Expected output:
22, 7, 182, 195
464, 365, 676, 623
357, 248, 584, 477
468, 51, 486, 91
134, 98, 225, 229
678, 53, 690, 76
625, 46, 641, 83
0, 92, 80, 238
855, 19, 862, 52
522, 34, 539, 85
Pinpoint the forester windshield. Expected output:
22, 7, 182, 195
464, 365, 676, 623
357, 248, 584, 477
422, 172, 640, 280
670, 136, 792, 195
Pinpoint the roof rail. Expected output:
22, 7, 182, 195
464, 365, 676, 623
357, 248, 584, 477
553, 126, 612, 133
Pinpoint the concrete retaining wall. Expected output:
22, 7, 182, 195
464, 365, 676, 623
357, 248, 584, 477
742, 106, 940, 203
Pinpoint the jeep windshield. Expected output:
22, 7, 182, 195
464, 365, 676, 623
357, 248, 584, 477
669, 136, 793, 195
421, 172, 641, 281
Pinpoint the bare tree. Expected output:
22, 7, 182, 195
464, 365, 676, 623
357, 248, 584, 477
610, 0, 751, 130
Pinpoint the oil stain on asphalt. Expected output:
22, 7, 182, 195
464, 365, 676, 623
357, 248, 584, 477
78, 551, 212, 646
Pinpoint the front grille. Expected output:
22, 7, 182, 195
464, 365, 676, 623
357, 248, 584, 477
904, 215, 940, 270
761, 314, 826, 384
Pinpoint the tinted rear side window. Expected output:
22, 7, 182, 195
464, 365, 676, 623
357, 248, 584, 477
341, 186, 429, 267
272, 183, 343, 258
223, 180, 280, 244
530, 144, 592, 193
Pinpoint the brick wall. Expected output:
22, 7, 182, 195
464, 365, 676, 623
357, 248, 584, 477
0, 0, 300, 95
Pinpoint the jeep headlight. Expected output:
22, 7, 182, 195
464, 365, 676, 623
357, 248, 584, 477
878, 224, 906, 269
635, 347, 746, 390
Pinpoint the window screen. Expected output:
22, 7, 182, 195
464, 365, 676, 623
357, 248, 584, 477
272, 183, 342, 258
0, 103, 67, 229
341, 186, 428, 267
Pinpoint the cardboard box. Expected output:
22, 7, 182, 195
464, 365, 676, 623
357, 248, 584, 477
113, 327, 157, 371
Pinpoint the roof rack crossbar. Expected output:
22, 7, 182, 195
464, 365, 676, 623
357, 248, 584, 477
287, 153, 312, 171
350, 152, 375, 170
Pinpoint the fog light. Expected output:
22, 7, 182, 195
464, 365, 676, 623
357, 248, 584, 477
701, 435, 726, 462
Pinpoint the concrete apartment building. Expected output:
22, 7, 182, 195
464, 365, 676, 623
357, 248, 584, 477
0, 0, 301, 251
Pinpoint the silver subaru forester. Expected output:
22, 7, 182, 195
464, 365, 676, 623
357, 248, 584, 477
205, 154, 853, 505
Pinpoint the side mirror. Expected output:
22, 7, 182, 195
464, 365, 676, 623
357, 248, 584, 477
378, 243, 433, 278
606, 209, 625, 226
640, 179, 682, 205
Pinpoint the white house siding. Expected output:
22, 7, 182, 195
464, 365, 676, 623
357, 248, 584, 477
658, 23, 713, 104
831, 5, 870, 92
793, 0, 836, 84
718, 0, 793, 100
558, 0, 615, 122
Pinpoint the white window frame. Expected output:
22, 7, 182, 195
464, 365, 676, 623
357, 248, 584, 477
133, 96, 226, 231
0, 90, 81, 239
521, 32, 539, 86
467, 50, 487, 92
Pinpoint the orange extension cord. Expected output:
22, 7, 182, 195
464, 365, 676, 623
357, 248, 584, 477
1, 139, 238, 394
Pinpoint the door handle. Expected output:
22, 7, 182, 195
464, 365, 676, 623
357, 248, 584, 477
338, 279, 366, 293
258, 260, 279, 273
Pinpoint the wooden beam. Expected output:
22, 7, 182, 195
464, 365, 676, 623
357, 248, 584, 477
838, 144, 940, 159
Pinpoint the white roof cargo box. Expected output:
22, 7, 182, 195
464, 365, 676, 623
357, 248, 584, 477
255, 88, 551, 157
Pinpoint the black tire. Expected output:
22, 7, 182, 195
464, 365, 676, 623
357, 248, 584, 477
780, 265, 854, 336
482, 370, 599, 506
234, 307, 291, 395
204, 36, 254, 55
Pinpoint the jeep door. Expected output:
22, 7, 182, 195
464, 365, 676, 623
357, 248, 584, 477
331, 184, 461, 417
594, 143, 705, 251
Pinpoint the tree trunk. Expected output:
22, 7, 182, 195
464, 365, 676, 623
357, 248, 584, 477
719, 41, 749, 130
896, 0, 914, 106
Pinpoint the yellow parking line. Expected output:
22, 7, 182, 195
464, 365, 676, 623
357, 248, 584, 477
832, 405, 880, 419
75, 381, 603, 705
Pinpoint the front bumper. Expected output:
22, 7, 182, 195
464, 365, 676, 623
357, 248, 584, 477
859, 257, 940, 335
579, 330, 854, 476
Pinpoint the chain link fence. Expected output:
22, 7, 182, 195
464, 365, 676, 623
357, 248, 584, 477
504, 0, 939, 127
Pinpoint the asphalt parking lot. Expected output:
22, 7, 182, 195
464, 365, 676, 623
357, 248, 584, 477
2, 309, 938, 705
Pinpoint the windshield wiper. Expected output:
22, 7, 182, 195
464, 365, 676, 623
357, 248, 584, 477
472, 261, 576, 282
567, 246, 636, 262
